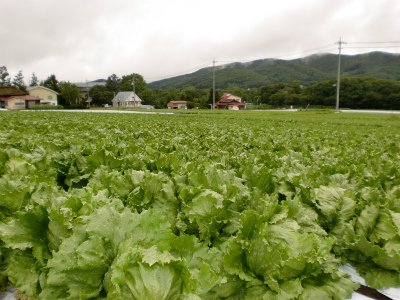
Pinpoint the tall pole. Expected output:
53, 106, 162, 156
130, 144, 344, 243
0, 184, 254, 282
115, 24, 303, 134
132, 75, 136, 107
86, 80, 90, 108
335, 37, 345, 111
212, 59, 215, 110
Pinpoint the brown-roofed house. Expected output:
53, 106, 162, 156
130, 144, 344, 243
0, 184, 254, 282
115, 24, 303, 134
0, 86, 26, 97
0, 86, 59, 109
167, 100, 188, 109
0, 86, 41, 109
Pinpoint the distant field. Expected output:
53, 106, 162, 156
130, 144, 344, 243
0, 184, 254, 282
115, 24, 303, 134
0, 110, 399, 299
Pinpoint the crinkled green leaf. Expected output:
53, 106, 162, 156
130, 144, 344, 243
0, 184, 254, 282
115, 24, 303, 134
104, 243, 192, 300
299, 275, 358, 300
355, 262, 400, 289
0, 205, 50, 263
0, 177, 31, 212
5, 250, 41, 297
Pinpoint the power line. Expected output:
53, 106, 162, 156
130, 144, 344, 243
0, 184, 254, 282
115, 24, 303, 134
278, 44, 338, 59
347, 41, 400, 44
344, 41, 400, 51
345, 45, 400, 49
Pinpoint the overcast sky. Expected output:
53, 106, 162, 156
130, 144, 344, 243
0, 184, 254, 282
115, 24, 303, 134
1, 0, 399, 83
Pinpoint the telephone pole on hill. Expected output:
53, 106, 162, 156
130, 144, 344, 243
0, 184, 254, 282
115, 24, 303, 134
86, 80, 90, 108
335, 37, 346, 111
132, 75, 136, 106
212, 59, 216, 110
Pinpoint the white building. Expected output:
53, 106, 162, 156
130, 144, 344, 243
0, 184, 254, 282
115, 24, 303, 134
112, 92, 142, 108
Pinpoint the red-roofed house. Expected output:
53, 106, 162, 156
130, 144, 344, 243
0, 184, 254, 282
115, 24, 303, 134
0, 95, 41, 109
215, 93, 245, 110
0, 87, 41, 109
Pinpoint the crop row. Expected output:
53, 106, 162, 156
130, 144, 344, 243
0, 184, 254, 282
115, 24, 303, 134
0, 111, 399, 299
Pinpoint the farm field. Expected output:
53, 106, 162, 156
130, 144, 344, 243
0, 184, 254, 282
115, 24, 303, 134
0, 110, 399, 299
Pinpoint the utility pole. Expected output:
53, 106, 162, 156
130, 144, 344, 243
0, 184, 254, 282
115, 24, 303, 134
86, 80, 90, 108
335, 37, 345, 111
212, 59, 215, 110
132, 75, 136, 107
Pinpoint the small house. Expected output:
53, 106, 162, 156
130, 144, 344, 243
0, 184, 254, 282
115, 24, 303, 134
0, 87, 41, 109
167, 100, 188, 109
27, 86, 59, 106
215, 93, 245, 110
112, 92, 142, 107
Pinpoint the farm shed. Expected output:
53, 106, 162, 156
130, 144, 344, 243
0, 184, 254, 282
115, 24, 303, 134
167, 100, 188, 109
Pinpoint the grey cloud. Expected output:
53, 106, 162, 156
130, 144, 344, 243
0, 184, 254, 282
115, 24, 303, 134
1, 0, 399, 82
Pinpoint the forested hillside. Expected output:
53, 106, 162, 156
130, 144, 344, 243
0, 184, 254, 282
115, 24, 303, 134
149, 52, 400, 89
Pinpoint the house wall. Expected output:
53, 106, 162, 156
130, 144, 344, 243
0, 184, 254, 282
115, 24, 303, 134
167, 101, 188, 109
113, 100, 141, 107
177, 104, 187, 109
126, 101, 141, 107
28, 87, 58, 105
6, 97, 26, 110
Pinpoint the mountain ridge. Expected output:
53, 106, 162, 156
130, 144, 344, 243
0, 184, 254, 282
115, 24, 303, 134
148, 52, 400, 89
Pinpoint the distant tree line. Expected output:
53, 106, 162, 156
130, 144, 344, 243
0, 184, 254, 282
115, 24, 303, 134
1, 65, 400, 109
258, 78, 400, 109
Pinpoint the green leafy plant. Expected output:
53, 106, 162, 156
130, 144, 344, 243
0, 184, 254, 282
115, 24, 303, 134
0, 110, 399, 299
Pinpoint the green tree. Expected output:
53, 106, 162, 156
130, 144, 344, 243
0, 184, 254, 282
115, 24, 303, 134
387, 93, 400, 109
305, 80, 336, 106
179, 86, 199, 101
12, 70, 27, 92
89, 85, 114, 106
243, 88, 260, 104
119, 74, 134, 92
0, 66, 11, 87
43, 74, 59, 92
120, 74, 148, 95
59, 82, 81, 106
269, 90, 288, 106
304, 77, 400, 109
179, 86, 209, 108
105, 74, 120, 94
29, 73, 39, 87
260, 83, 286, 104
149, 88, 181, 108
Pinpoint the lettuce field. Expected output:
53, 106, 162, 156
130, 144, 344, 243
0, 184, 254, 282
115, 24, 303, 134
0, 110, 399, 299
